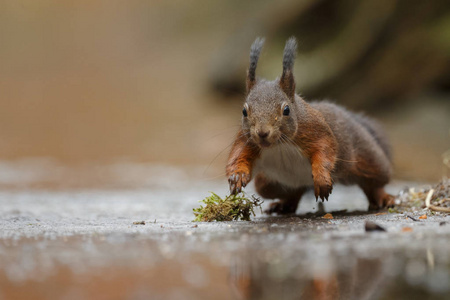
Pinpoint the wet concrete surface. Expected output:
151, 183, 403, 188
0, 165, 449, 300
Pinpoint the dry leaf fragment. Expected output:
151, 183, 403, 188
402, 227, 413, 232
419, 214, 427, 220
375, 212, 387, 216
133, 221, 145, 225
322, 213, 333, 219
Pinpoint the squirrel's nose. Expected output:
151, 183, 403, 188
257, 130, 269, 139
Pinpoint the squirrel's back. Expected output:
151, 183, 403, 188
308, 101, 392, 180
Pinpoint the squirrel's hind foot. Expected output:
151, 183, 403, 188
367, 188, 395, 211
264, 199, 299, 215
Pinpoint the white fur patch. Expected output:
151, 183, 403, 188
253, 144, 313, 188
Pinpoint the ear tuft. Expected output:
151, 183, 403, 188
280, 37, 297, 99
246, 37, 265, 93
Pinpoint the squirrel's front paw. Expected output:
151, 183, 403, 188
314, 181, 333, 202
228, 172, 251, 194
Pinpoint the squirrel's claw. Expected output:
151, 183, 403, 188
228, 172, 250, 194
314, 182, 333, 202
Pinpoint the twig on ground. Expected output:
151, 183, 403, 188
425, 189, 434, 208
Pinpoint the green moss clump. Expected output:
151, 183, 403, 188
193, 192, 262, 222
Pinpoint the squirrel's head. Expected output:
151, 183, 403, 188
242, 37, 298, 148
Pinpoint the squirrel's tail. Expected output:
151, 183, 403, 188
353, 113, 392, 162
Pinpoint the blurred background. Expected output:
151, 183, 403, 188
1, 2, 450, 299
0, 0, 449, 189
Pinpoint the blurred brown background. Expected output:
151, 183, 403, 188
0, 0, 449, 186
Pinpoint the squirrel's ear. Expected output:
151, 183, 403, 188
246, 37, 265, 93
279, 37, 297, 100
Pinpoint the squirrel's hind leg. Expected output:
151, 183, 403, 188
254, 174, 306, 215
265, 198, 304, 215
360, 183, 395, 210
353, 152, 394, 210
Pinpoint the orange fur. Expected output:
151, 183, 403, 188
226, 130, 260, 194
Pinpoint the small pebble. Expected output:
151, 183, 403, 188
365, 221, 386, 232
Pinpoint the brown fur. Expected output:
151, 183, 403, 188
226, 38, 394, 213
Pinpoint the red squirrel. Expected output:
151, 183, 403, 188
226, 37, 394, 214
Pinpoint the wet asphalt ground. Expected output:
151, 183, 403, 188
0, 165, 449, 300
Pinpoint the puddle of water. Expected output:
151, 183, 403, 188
0, 232, 449, 300
0, 161, 449, 299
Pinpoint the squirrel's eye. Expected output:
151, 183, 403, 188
242, 107, 248, 117
283, 105, 290, 116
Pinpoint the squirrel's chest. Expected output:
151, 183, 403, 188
253, 144, 313, 188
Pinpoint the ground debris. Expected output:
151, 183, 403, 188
374, 212, 387, 216
132, 221, 145, 225
395, 178, 450, 213
407, 215, 419, 222
322, 213, 333, 219
365, 221, 386, 232
193, 192, 262, 222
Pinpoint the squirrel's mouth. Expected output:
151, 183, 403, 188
259, 140, 272, 148
253, 134, 281, 148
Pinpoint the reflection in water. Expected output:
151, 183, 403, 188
228, 246, 450, 300
0, 233, 449, 300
